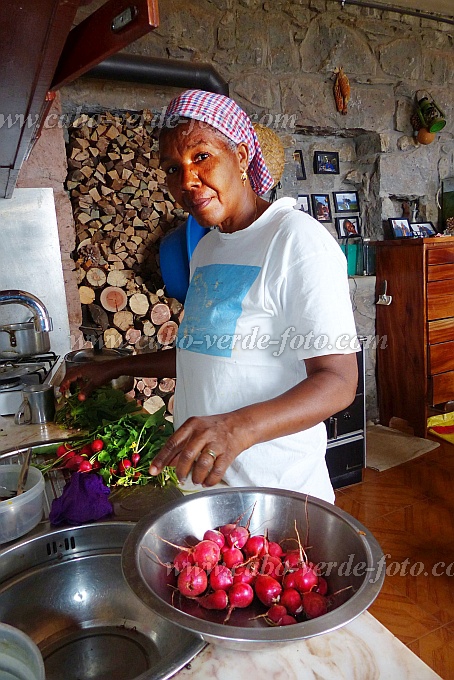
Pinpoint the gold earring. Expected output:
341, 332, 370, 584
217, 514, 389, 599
241, 170, 248, 185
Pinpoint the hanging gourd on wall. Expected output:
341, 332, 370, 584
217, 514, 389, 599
333, 67, 351, 116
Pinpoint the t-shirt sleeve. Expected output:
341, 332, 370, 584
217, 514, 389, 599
273, 222, 359, 361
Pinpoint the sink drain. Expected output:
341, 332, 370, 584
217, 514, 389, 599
43, 622, 161, 680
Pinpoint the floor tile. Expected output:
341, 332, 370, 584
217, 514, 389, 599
407, 624, 454, 680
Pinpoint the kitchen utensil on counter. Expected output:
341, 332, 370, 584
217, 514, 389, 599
0, 353, 59, 417
14, 384, 55, 425
0, 522, 205, 680
376, 279, 392, 305
15, 448, 32, 496
0, 465, 45, 543
0, 623, 45, 680
64, 348, 134, 393
0, 321, 50, 359
122, 487, 385, 651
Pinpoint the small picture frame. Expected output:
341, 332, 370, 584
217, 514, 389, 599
410, 222, 437, 237
333, 191, 359, 213
293, 150, 306, 181
389, 218, 413, 238
311, 194, 332, 222
336, 216, 361, 238
296, 194, 311, 214
313, 151, 340, 175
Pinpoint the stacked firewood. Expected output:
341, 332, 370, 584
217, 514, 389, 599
66, 110, 185, 415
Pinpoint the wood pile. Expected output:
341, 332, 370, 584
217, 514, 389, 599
66, 109, 186, 415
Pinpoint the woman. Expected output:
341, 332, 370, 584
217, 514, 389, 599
61, 89, 358, 503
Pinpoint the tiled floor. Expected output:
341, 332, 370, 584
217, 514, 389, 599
335, 436, 454, 680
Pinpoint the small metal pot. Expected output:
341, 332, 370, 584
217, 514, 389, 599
64, 348, 135, 393
0, 322, 50, 359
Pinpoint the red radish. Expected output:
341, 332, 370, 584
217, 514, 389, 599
196, 589, 229, 611
260, 555, 284, 582
243, 535, 269, 558
203, 529, 225, 549
192, 540, 221, 571
65, 454, 84, 471
302, 591, 328, 619
131, 453, 141, 466
226, 525, 249, 550
91, 439, 104, 452
279, 588, 302, 616
56, 443, 73, 458
280, 614, 297, 625
268, 541, 284, 558
79, 444, 93, 457
282, 571, 298, 590
92, 460, 101, 470
118, 459, 132, 475
221, 547, 244, 569
266, 604, 288, 624
78, 460, 93, 472
177, 566, 208, 598
232, 560, 260, 586
224, 583, 254, 622
173, 550, 195, 572
219, 523, 236, 536
283, 551, 302, 570
316, 576, 328, 596
254, 574, 282, 607
209, 564, 234, 591
292, 564, 319, 593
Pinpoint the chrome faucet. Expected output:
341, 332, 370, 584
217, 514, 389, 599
0, 290, 53, 332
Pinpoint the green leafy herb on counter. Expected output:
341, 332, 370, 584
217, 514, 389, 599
39, 407, 178, 489
55, 385, 140, 431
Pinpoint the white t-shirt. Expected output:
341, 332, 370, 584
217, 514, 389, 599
174, 197, 358, 503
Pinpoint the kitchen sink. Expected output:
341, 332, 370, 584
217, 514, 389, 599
0, 521, 205, 680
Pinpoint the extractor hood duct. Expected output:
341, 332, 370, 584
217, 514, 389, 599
86, 54, 229, 96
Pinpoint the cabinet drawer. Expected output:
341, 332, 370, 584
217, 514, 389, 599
430, 370, 454, 405
427, 263, 454, 282
428, 318, 454, 344
429, 341, 454, 375
427, 279, 454, 320
326, 436, 364, 480
325, 394, 364, 440
427, 247, 454, 265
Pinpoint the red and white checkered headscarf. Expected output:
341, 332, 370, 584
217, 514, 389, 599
163, 89, 274, 196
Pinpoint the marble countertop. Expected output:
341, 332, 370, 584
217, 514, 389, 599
0, 416, 443, 680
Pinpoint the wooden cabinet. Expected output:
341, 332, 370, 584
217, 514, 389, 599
325, 340, 365, 489
375, 236, 454, 438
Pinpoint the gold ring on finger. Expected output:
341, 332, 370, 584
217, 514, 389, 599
204, 449, 217, 461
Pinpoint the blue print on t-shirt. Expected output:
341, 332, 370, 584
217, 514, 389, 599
177, 263, 260, 357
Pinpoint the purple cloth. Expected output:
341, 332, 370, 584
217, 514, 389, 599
49, 472, 113, 526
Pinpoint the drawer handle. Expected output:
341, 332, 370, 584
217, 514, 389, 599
346, 463, 362, 471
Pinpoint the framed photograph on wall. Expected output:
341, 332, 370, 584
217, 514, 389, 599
335, 216, 361, 238
410, 222, 437, 237
311, 194, 332, 222
293, 150, 306, 180
296, 194, 311, 214
389, 218, 413, 238
313, 151, 340, 175
333, 191, 359, 213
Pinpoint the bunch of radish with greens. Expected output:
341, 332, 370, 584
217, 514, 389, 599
146, 509, 351, 626
38, 407, 178, 489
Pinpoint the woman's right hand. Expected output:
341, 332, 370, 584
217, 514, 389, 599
59, 362, 114, 401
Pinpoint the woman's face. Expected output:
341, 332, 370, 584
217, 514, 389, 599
159, 120, 250, 232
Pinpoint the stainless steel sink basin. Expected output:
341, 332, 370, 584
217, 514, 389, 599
0, 521, 205, 680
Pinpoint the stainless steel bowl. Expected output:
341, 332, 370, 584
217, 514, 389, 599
122, 487, 385, 651
0, 521, 205, 680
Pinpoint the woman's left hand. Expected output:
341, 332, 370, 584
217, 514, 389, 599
149, 413, 249, 487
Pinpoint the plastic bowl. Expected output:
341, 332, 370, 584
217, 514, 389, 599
122, 487, 385, 650
159, 215, 207, 303
0, 466, 45, 544
0, 623, 45, 680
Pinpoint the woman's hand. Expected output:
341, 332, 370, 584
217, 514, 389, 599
59, 363, 114, 400
149, 412, 251, 487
